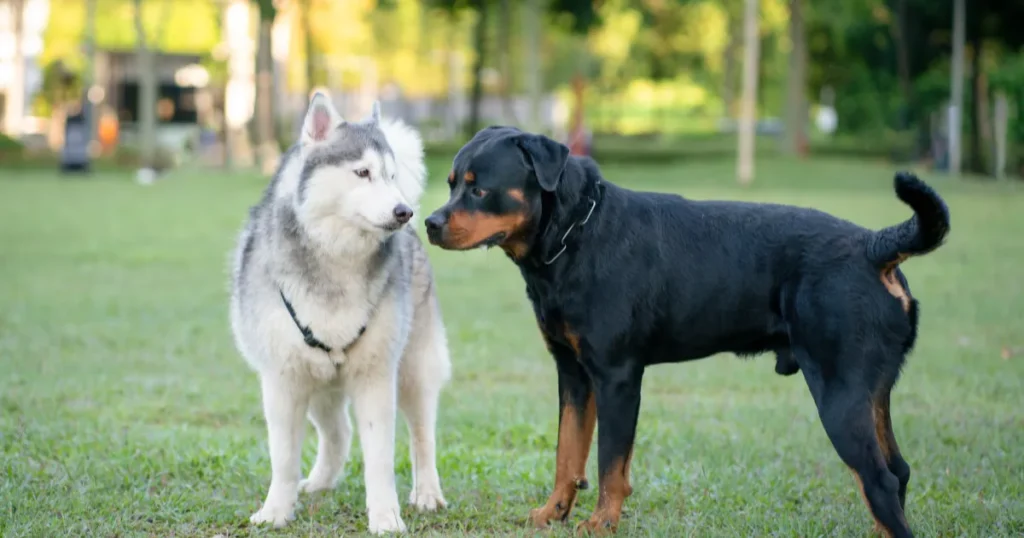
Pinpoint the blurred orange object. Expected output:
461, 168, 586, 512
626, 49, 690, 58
98, 112, 119, 152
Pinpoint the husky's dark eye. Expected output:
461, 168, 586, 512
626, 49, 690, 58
470, 187, 487, 198
354, 168, 370, 179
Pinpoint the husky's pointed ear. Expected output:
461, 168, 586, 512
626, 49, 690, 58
516, 133, 570, 192
368, 100, 381, 123
301, 92, 343, 144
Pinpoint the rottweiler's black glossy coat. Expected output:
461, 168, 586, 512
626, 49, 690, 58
424, 126, 950, 537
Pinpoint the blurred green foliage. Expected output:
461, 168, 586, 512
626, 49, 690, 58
27, 0, 1024, 173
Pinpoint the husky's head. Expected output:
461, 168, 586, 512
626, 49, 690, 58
290, 92, 425, 248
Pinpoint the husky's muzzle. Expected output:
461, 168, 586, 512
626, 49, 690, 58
384, 203, 414, 231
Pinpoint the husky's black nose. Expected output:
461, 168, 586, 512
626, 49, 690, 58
393, 204, 413, 224
424, 213, 445, 233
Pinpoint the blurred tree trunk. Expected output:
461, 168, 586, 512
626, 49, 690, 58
722, 13, 740, 119
301, 0, 316, 96
254, 0, 279, 175
968, 34, 988, 175
498, 0, 517, 124
949, 0, 965, 175
993, 92, 1008, 179
889, 0, 912, 116
782, 0, 807, 156
84, 0, 98, 148
223, 0, 254, 170
756, 32, 768, 112
3, 0, 25, 136
467, 0, 489, 138
442, 8, 462, 140
522, 0, 543, 132
132, 0, 159, 170
737, 0, 759, 185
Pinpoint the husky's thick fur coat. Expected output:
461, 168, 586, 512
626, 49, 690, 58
229, 93, 451, 534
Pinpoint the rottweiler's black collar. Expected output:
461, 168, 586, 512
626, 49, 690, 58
279, 290, 365, 355
532, 175, 603, 267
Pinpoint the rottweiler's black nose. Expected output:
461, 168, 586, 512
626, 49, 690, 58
425, 213, 445, 232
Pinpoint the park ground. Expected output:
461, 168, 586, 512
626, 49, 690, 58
1, 157, 1022, 537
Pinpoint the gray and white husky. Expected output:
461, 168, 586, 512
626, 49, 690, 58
228, 93, 451, 534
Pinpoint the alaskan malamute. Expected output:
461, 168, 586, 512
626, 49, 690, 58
228, 93, 451, 533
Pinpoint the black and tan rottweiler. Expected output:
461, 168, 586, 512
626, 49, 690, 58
424, 126, 949, 537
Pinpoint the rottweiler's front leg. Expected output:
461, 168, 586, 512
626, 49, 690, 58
576, 366, 643, 536
529, 344, 596, 528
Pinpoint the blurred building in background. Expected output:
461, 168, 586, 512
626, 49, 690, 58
0, 0, 48, 139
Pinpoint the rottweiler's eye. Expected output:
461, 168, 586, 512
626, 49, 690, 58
354, 168, 370, 179
470, 187, 487, 198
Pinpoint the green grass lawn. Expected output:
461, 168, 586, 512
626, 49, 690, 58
1, 158, 1022, 537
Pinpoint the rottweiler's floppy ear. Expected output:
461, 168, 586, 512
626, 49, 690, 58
516, 133, 570, 192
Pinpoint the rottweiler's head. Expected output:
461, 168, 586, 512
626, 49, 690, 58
424, 126, 569, 259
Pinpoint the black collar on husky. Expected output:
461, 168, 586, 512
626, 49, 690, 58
279, 290, 365, 354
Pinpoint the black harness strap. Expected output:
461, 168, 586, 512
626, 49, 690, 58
279, 290, 365, 354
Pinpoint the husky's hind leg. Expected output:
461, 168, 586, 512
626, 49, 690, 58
399, 376, 446, 511
300, 389, 352, 493
399, 309, 451, 512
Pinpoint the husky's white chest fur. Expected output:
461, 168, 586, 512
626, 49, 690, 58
267, 231, 415, 383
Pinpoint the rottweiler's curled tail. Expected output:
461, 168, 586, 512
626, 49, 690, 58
775, 172, 950, 377
868, 172, 951, 266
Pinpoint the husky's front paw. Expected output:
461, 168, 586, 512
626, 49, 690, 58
367, 505, 407, 534
409, 486, 447, 511
249, 503, 295, 527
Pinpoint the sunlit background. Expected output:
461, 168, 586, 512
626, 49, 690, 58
1, 0, 1020, 178
2, 1, 1022, 537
